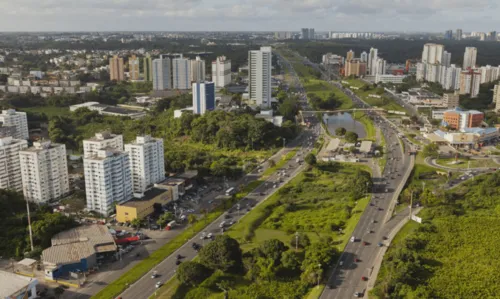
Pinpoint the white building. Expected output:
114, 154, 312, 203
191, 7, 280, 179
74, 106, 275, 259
248, 47, 272, 107
152, 56, 171, 91
322, 53, 343, 65
425, 64, 439, 83
83, 132, 123, 158
422, 43, 444, 64
0, 136, 28, 192
373, 74, 407, 84
19, 141, 69, 203
373, 58, 386, 75
494, 85, 500, 112
360, 51, 368, 63
172, 56, 191, 90
368, 48, 378, 75
443, 51, 452, 67
416, 63, 426, 81
0, 109, 29, 140
190, 56, 206, 83
192, 82, 215, 115
124, 135, 165, 195
444, 65, 462, 90
463, 47, 477, 69
212, 56, 231, 87
84, 148, 133, 216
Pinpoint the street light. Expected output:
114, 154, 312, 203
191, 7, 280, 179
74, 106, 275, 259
295, 231, 299, 251
317, 263, 322, 288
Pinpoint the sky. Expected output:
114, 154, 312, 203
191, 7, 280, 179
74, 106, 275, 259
0, 0, 499, 32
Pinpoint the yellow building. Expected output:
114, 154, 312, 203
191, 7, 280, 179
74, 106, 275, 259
109, 55, 124, 81
116, 188, 171, 223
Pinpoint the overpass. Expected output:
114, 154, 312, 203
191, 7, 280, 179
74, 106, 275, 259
298, 108, 386, 125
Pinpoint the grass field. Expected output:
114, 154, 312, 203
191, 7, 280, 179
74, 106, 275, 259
435, 158, 496, 169
21, 106, 69, 117
352, 111, 376, 141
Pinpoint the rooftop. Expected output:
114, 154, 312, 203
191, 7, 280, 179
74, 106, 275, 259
0, 270, 37, 297
51, 224, 115, 247
120, 188, 169, 207
176, 170, 198, 179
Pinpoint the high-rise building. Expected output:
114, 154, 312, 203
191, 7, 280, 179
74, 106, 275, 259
443, 51, 452, 67
109, 55, 124, 81
346, 50, 355, 62
125, 135, 165, 195
212, 56, 231, 88
416, 63, 426, 81
84, 148, 132, 216
494, 85, 500, 112
248, 47, 272, 107
456, 29, 463, 40
425, 64, 439, 82
0, 136, 28, 192
360, 51, 368, 63
152, 56, 172, 91
368, 48, 378, 75
421, 43, 444, 64
0, 109, 28, 140
444, 65, 462, 90
373, 58, 386, 75
445, 30, 453, 40
190, 56, 206, 83
309, 28, 315, 40
301, 28, 309, 40
459, 70, 481, 97
274, 32, 292, 40
83, 132, 123, 158
443, 93, 460, 108
192, 82, 215, 115
172, 56, 191, 90
463, 47, 477, 69
143, 53, 153, 81
480, 65, 493, 84
489, 31, 497, 41
345, 59, 367, 77
19, 141, 69, 203
129, 55, 140, 81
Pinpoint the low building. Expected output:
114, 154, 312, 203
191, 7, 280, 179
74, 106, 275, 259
154, 178, 185, 201
365, 74, 407, 84
69, 102, 146, 119
175, 170, 198, 190
431, 109, 447, 120
0, 270, 38, 299
116, 188, 172, 223
42, 225, 116, 279
442, 108, 484, 130
174, 107, 194, 119
255, 110, 284, 127
431, 127, 499, 147
359, 141, 373, 153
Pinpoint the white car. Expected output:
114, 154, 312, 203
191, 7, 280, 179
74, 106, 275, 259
155, 281, 162, 288
350, 236, 356, 243
207, 233, 213, 239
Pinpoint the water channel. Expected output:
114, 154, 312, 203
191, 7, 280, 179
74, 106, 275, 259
323, 112, 367, 138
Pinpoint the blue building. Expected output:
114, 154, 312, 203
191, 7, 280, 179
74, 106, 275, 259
192, 82, 215, 115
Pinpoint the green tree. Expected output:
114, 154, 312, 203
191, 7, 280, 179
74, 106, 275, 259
199, 235, 243, 272
268, 159, 276, 168
187, 214, 197, 232
260, 239, 288, 263
290, 233, 311, 249
281, 250, 301, 271
176, 261, 212, 286
335, 127, 346, 136
422, 143, 439, 159
157, 212, 173, 228
305, 153, 317, 165
130, 218, 142, 229
344, 131, 358, 143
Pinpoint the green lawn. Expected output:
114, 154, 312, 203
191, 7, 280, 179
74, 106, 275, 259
352, 111, 376, 140
262, 148, 298, 177
435, 158, 495, 169
21, 106, 69, 117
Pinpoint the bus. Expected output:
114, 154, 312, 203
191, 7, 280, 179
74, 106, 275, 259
225, 187, 236, 196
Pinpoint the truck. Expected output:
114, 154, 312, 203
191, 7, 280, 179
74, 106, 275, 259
225, 187, 236, 196
165, 220, 176, 231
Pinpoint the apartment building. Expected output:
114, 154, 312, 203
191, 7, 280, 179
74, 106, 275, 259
463, 47, 477, 69
172, 56, 192, 90
459, 70, 481, 98
0, 136, 28, 192
248, 47, 272, 107
129, 55, 140, 80
494, 85, 500, 112
212, 56, 231, 88
84, 148, 133, 216
190, 56, 206, 83
443, 93, 460, 109
192, 82, 215, 115
345, 59, 367, 77
109, 55, 124, 81
124, 135, 165, 195
143, 53, 153, 81
152, 56, 172, 91
19, 141, 69, 203
0, 109, 29, 140
83, 132, 123, 158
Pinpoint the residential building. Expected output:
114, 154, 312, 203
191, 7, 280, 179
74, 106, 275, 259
190, 56, 206, 83
116, 188, 171, 223
83, 132, 123, 158
494, 85, 500, 112
248, 47, 272, 107
346, 50, 355, 62
192, 82, 215, 115
274, 32, 292, 40
443, 93, 460, 108
425, 63, 439, 83
0, 109, 29, 140
463, 47, 477, 69
443, 51, 452, 67
444, 65, 462, 90
152, 56, 172, 90
345, 59, 367, 77
322, 53, 343, 65
0, 270, 38, 299
128, 55, 140, 80
84, 148, 133, 216
212, 56, 231, 87
459, 70, 481, 97
0, 136, 28, 192
125, 135, 165, 195
309, 28, 315, 40
373, 58, 386, 75
301, 28, 309, 40
360, 51, 368, 63
456, 29, 463, 40
442, 108, 484, 130
368, 48, 378, 75
109, 55, 124, 81
422, 43, 444, 64
152, 56, 172, 91
416, 63, 426, 81
172, 56, 191, 90
445, 30, 453, 40
143, 53, 153, 81
19, 141, 69, 203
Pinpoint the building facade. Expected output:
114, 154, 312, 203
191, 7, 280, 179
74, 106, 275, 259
124, 135, 165, 195
368, 48, 378, 75
192, 82, 215, 115
84, 149, 133, 216
19, 141, 69, 203
212, 56, 231, 88
248, 47, 272, 107
459, 70, 481, 97
443, 93, 460, 109
172, 56, 192, 90
143, 54, 153, 81
345, 59, 367, 77
463, 47, 477, 69
109, 55, 124, 81
190, 56, 206, 83
421, 43, 444, 64
0, 109, 29, 140
83, 132, 123, 158
494, 85, 500, 112
152, 56, 172, 91
346, 50, 355, 62
129, 55, 140, 80
442, 108, 484, 130
0, 136, 28, 192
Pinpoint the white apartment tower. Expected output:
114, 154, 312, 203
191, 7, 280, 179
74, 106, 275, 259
0, 109, 29, 140
190, 56, 206, 83
248, 47, 272, 107
212, 56, 231, 87
494, 85, 500, 112
360, 51, 368, 63
172, 56, 192, 90
125, 135, 165, 195
152, 56, 172, 91
368, 48, 378, 75
83, 132, 123, 158
0, 136, 28, 192
19, 141, 69, 203
444, 65, 462, 90
443, 51, 452, 67
463, 47, 477, 69
84, 149, 133, 216
421, 43, 444, 64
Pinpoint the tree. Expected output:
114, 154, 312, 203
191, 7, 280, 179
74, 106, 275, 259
259, 239, 288, 263
268, 159, 276, 168
199, 235, 243, 272
422, 143, 439, 159
157, 212, 173, 228
176, 261, 212, 286
305, 153, 317, 166
187, 214, 197, 232
290, 233, 311, 249
130, 218, 142, 229
401, 119, 411, 126
281, 250, 301, 271
335, 127, 346, 136
344, 131, 358, 143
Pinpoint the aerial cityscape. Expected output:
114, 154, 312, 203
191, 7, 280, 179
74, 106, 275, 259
1, 4, 500, 299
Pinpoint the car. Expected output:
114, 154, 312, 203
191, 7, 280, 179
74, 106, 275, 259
176, 254, 183, 260
378, 242, 384, 247
224, 214, 232, 219
382, 236, 388, 240
369, 202, 374, 206
354, 258, 360, 263
350, 236, 356, 243
207, 233, 213, 239
200, 233, 207, 240
155, 282, 162, 288
151, 271, 158, 278
363, 241, 369, 246
367, 230, 372, 234
372, 220, 377, 223
175, 260, 182, 265
354, 292, 363, 297
361, 276, 368, 281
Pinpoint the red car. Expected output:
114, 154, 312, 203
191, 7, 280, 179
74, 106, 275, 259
361, 276, 368, 281
363, 241, 369, 246
354, 258, 360, 263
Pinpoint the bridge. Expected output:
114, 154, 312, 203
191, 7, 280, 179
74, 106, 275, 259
298, 108, 387, 126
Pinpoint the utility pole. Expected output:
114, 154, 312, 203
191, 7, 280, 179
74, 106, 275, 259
26, 198, 34, 252
409, 191, 413, 220
295, 231, 299, 251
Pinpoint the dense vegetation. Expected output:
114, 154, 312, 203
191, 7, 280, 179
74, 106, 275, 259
372, 171, 500, 298
0, 189, 77, 258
